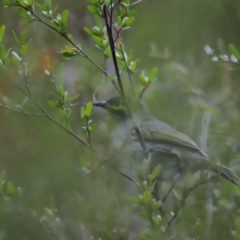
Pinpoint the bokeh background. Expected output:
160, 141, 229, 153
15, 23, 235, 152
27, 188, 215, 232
1, 0, 240, 239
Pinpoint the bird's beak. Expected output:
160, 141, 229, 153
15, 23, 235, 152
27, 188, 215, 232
93, 100, 107, 108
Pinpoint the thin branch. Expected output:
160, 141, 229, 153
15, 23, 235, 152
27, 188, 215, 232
9, 78, 90, 147
165, 175, 217, 231
103, 4, 147, 151
138, 86, 147, 100
7, 3, 140, 185
90, 147, 140, 186
15, 4, 108, 78
103, 5, 124, 95
119, 44, 137, 100
21, 62, 30, 95
0, 104, 46, 117
4, 75, 138, 185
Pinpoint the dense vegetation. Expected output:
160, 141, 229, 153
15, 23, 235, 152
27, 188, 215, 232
1, 0, 240, 239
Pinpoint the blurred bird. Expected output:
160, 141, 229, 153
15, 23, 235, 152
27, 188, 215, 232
93, 96, 240, 192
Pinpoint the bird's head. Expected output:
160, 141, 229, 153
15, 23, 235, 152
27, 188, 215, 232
93, 96, 129, 121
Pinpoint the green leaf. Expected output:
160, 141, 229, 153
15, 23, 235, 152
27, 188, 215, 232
122, 16, 134, 28
66, 94, 80, 102
217, 38, 226, 55
80, 157, 88, 167
35, 3, 45, 11
85, 102, 93, 118
5, 47, 11, 59
130, 61, 137, 71
2, 95, 14, 108
93, 36, 105, 50
62, 52, 75, 59
20, 45, 28, 56
80, 107, 85, 119
91, 26, 102, 37
51, 19, 61, 30
142, 190, 153, 206
108, 75, 117, 82
15, 0, 28, 7
64, 108, 71, 118
61, 10, 69, 31
139, 74, 147, 85
12, 30, 20, 45
148, 67, 157, 82
129, 196, 141, 205
82, 166, 92, 174
84, 27, 94, 36
47, 100, 58, 108
0, 25, 5, 44
2, 0, 14, 6
21, 97, 28, 107
104, 0, 110, 7
87, 6, 99, 14
15, 7, 31, 18
149, 164, 161, 181
121, 1, 129, 8
119, 7, 125, 18
43, 207, 53, 217
104, 47, 111, 57
95, 15, 103, 29
131, 0, 142, 6
0, 44, 5, 60
58, 86, 67, 99
117, 16, 122, 27
19, 29, 28, 45
116, 50, 124, 61
172, 188, 183, 200
128, 6, 138, 16
59, 109, 67, 118
26, 0, 33, 6
229, 44, 240, 60
7, 181, 16, 195
44, 0, 51, 11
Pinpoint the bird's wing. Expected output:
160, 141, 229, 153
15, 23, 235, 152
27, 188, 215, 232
135, 118, 201, 151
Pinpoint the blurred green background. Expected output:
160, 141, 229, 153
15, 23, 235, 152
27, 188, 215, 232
1, 0, 240, 239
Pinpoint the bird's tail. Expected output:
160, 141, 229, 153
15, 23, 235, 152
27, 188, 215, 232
211, 165, 240, 188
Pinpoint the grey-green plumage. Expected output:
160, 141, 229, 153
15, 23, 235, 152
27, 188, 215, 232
93, 96, 240, 188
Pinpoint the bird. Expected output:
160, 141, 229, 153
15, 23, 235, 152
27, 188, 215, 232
93, 95, 240, 193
